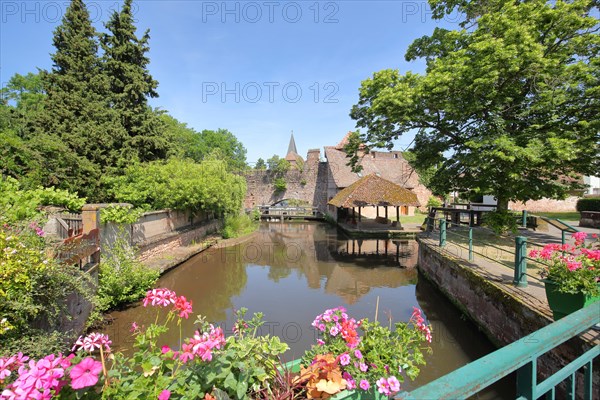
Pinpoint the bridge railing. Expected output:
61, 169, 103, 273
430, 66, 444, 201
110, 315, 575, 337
398, 303, 599, 399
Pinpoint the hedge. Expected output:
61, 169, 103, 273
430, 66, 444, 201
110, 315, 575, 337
576, 197, 600, 212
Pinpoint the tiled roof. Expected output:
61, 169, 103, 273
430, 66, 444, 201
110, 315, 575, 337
324, 147, 420, 189
328, 174, 420, 208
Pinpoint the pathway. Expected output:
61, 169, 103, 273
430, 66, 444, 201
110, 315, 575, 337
421, 221, 599, 346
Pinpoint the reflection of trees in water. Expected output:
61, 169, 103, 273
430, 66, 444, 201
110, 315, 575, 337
249, 223, 418, 302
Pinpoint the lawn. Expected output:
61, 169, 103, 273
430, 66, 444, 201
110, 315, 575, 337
528, 211, 580, 221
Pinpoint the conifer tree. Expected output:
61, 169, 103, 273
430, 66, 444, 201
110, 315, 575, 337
101, 0, 169, 163
33, 0, 124, 200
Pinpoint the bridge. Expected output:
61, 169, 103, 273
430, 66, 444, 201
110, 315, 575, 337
258, 205, 323, 221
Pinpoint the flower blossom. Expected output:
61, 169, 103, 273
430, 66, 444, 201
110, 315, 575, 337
339, 353, 351, 366
174, 295, 193, 319
359, 379, 370, 390
143, 288, 177, 307
69, 357, 102, 390
72, 332, 112, 353
158, 389, 171, 400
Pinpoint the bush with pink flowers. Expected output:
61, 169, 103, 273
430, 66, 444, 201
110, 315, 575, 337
301, 306, 432, 398
1, 288, 290, 399
530, 232, 599, 297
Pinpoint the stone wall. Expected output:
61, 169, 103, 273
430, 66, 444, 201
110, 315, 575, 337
137, 220, 221, 261
509, 196, 579, 212
244, 149, 329, 212
417, 237, 598, 397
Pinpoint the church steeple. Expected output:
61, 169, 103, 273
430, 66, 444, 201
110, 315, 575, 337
287, 131, 298, 156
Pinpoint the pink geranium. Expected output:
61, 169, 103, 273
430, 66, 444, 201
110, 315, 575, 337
69, 357, 102, 390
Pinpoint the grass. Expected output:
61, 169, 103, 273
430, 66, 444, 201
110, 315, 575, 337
222, 213, 259, 239
529, 211, 580, 221
398, 214, 428, 225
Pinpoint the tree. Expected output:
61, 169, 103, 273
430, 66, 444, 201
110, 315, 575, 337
101, 0, 170, 163
31, 0, 125, 200
350, 0, 599, 210
266, 155, 290, 175
197, 129, 248, 171
254, 158, 266, 170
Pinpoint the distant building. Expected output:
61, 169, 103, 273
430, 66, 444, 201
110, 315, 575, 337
324, 132, 432, 218
285, 132, 303, 167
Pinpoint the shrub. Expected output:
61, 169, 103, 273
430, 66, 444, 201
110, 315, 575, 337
94, 233, 159, 316
0, 224, 93, 358
426, 196, 443, 208
222, 213, 259, 239
482, 209, 519, 235
576, 197, 600, 212
273, 178, 287, 193
0, 176, 85, 224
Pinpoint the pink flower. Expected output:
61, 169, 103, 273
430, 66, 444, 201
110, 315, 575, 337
174, 295, 193, 319
143, 288, 177, 307
329, 324, 340, 336
158, 389, 171, 400
354, 350, 363, 359
69, 357, 102, 390
316, 339, 325, 346
376, 377, 390, 396
359, 362, 368, 372
161, 346, 172, 354
359, 379, 370, 390
387, 376, 401, 393
346, 378, 356, 390
566, 261, 582, 271
130, 322, 139, 332
72, 333, 112, 353
339, 353, 351, 366
572, 231, 588, 245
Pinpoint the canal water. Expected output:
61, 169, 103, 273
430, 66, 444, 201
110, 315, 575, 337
103, 222, 513, 397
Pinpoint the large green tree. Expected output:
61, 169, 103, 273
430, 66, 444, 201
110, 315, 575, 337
350, 0, 599, 209
101, 0, 169, 163
32, 0, 124, 200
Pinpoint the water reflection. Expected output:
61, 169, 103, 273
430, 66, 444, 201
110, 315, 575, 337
102, 222, 504, 396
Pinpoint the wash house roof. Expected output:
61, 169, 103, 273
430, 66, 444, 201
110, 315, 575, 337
328, 174, 420, 208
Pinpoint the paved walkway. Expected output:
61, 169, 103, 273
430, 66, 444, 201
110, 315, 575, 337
422, 220, 599, 345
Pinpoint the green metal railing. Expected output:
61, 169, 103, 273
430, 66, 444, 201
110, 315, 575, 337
398, 304, 599, 400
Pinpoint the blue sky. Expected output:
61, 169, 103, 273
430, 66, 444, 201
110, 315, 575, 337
1, 0, 461, 163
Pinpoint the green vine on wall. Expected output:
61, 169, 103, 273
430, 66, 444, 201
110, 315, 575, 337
100, 205, 144, 225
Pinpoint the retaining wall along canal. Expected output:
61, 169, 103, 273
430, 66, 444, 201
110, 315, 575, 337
416, 236, 599, 398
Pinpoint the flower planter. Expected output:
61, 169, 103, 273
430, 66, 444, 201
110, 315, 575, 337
283, 359, 389, 400
543, 280, 600, 320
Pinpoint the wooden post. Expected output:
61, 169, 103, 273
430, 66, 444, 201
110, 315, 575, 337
385, 206, 388, 221
358, 207, 362, 222
396, 206, 400, 222
376, 206, 379, 218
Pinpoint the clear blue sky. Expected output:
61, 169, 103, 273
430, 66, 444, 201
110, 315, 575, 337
1, 0, 461, 163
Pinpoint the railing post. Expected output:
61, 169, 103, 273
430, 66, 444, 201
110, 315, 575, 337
516, 360, 536, 399
468, 227, 473, 261
514, 236, 528, 287
521, 210, 528, 228
439, 219, 447, 248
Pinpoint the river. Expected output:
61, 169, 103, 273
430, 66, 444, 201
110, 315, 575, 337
102, 222, 513, 398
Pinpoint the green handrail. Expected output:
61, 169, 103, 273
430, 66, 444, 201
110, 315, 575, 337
398, 304, 599, 400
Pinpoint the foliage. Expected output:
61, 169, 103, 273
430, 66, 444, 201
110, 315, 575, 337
267, 155, 291, 176
30, 0, 126, 201
482, 209, 519, 235
273, 178, 287, 194
349, 0, 600, 210
254, 158, 267, 170
94, 232, 159, 316
426, 196, 442, 208
105, 157, 246, 215
576, 197, 600, 212
0, 289, 291, 399
530, 232, 599, 296
196, 129, 248, 171
301, 306, 432, 397
101, 0, 171, 164
297, 354, 347, 398
0, 224, 93, 358
0, 176, 85, 224
99, 204, 144, 225
222, 213, 259, 239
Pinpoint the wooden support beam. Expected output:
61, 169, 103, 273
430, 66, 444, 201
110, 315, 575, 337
396, 206, 400, 222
